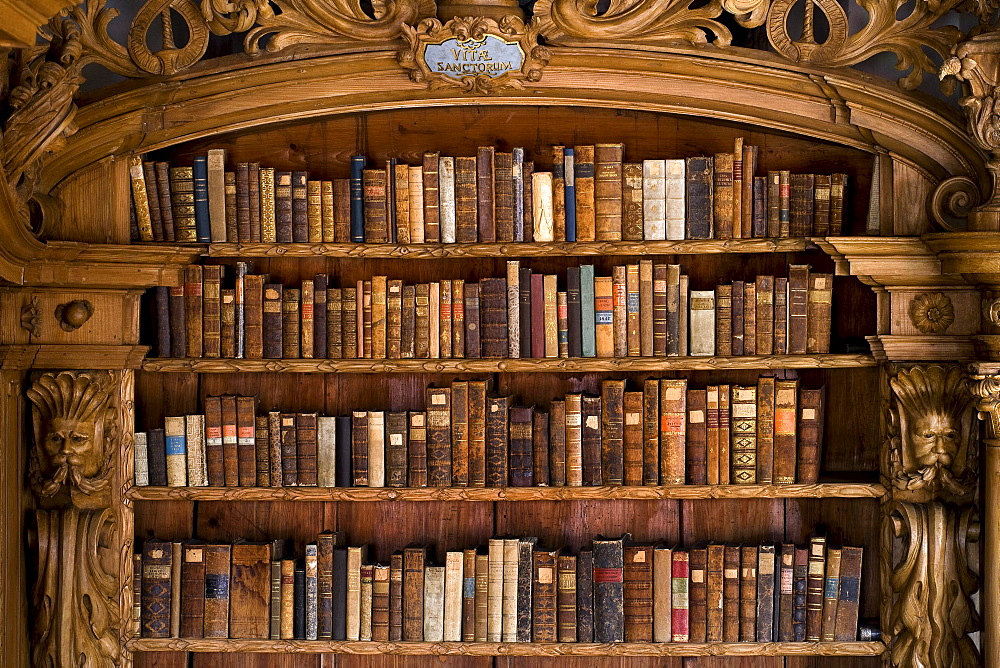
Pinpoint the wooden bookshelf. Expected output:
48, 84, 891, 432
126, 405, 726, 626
141, 354, 877, 373
128, 482, 887, 502
127, 638, 887, 656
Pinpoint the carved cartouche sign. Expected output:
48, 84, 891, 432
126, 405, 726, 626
400, 16, 550, 94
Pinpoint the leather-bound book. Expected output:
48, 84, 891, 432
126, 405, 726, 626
329, 177, 349, 243
243, 274, 264, 359
753, 175, 767, 237
756, 377, 775, 485
806, 533, 827, 641
756, 544, 776, 641
464, 282, 481, 358
436, 279, 451, 358
452, 155, 478, 242
346, 546, 367, 640
742, 143, 757, 238
279, 558, 295, 639
452, 279, 465, 358
349, 156, 365, 242
362, 280, 373, 358
246, 163, 261, 241
723, 545, 741, 641
732, 138, 744, 239
797, 387, 825, 484
756, 275, 774, 355
686, 389, 708, 484
548, 399, 567, 487
408, 411, 428, 487
713, 153, 734, 238
731, 385, 757, 484
472, 551, 489, 641
474, 146, 495, 242
273, 171, 293, 243
532, 409, 550, 486
773, 379, 799, 483
778, 170, 791, 236
592, 535, 627, 642
706, 544, 725, 641
389, 552, 404, 640
565, 393, 584, 487
612, 265, 627, 357
462, 549, 477, 640
705, 386, 720, 484
202, 265, 222, 357
767, 171, 781, 237
531, 273, 546, 358
385, 411, 409, 487
625, 264, 640, 356
688, 289, 715, 357
486, 538, 505, 641
235, 396, 257, 486
179, 540, 206, 638
494, 150, 515, 241
601, 379, 626, 486
522, 157, 534, 241
132, 159, 156, 242
680, 276, 690, 355
550, 146, 567, 240
594, 143, 623, 240
638, 260, 653, 357
258, 166, 276, 242
418, 152, 439, 243
163, 416, 187, 487
371, 275, 388, 359
186, 415, 207, 487
404, 166, 424, 242
361, 168, 388, 243
183, 265, 203, 358
372, 564, 390, 641
812, 174, 831, 235
740, 544, 758, 641
230, 542, 271, 638
659, 378, 687, 484
332, 547, 347, 639
290, 171, 308, 242
279, 413, 298, 486
591, 275, 613, 358
169, 166, 198, 242
503, 543, 524, 641
651, 546, 671, 642
341, 286, 357, 359
317, 532, 336, 640
654, 264, 669, 356
743, 281, 756, 355
555, 553, 577, 642
774, 276, 788, 354
790, 173, 815, 236
777, 543, 795, 641
468, 379, 489, 487
201, 398, 223, 487
203, 543, 232, 638
426, 387, 453, 486
623, 544, 654, 641
566, 266, 583, 358
581, 394, 603, 486
479, 277, 508, 358
719, 385, 732, 485
262, 283, 283, 359
313, 274, 328, 359
141, 539, 172, 638
351, 411, 369, 487
715, 284, 732, 356
807, 272, 833, 353
792, 545, 808, 641
153, 161, 175, 241
403, 545, 427, 640
509, 405, 534, 487
155, 286, 172, 358
399, 284, 415, 359
234, 261, 249, 359
688, 546, 708, 642
413, 283, 430, 358
486, 394, 512, 487
506, 260, 521, 358
532, 170, 554, 243
623, 390, 644, 486
516, 537, 538, 641
282, 288, 301, 358
557, 291, 570, 358
334, 415, 352, 487
787, 264, 810, 354
685, 156, 713, 239
821, 547, 842, 641
574, 145, 596, 241
296, 412, 318, 486
322, 179, 336, 242
576, 549, 594, 641
671, 549, 690, 641
316, 416, 336, 487
622, 162, 644, 240
642, 379, 659, 485
517, 267, 532, 358
830, 173, 847, 235
220, 395, 239, 487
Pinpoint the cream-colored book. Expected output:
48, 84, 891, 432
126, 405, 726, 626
653, 545, 673, 642
689, 290, 716, 356
317, 416, 336, 487
506, 260, 520, 359
444, 551, 464, 641
360, 565, 373, 641
408, 165, 425, 243
170, 541, 182, 637
487, 537, 505, 641
184, 414, 208, 487
502, 537, 519, 642
346, 545, 367, 641
532, 171, 554, 242
643, 159, 666, 240
367, 410, 385, 487
133, 432, 149, 486
664, 158, 686, 240
163, 416, 187, 487
424, 565, 446, 641
439, 156, 456, 243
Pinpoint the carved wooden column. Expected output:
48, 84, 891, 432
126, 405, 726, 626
26, 369, 134, 668
970, 371, 1000, 667
881, 364, 981, 667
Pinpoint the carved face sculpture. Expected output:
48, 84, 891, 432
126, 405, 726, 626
909, 412, 960, 469
42, 416, 100, 478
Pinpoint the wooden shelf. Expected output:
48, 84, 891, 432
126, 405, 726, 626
203, 238, 813, 258
140, 354, 876, 374
127, 483, 886, 502
127, 638, 886, 656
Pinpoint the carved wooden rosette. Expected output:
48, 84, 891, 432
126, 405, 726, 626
881, 364, 981, 667
26, 369, 133, 668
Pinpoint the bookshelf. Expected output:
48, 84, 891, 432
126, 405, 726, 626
0, 0, 994, 667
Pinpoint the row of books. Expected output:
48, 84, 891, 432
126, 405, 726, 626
128, 140, 849, 245
134, 375, 824, 489
137, 532, 864, 644
152, 260, 833, 359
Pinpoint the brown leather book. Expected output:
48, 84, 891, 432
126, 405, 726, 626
408, 411, 428, 487
385, 411, 408, 487
296, 412, 318, 486
723, 544, 741, 641
371, 275, 388, 359
740, 544, 758, 641
705, 544, 725, 641
426, 386, 452, 486
732, 138, 744, 239
654, 264, 669, 356
321, 179, 336, 242
688, 546, 708, 642
486, 394, 512, 487
777, 543, 795, 641
551, 146, 567, 240
254, 415, 270, 487
773, 379, 799, 483
258, 166, 276, 243
453, 279, 466, 358
533, 409, 550, 486
806, 533, 826, 641
532, 548, 559, 641
452, 155, 478, 242
755, 275, 774, 355
273, 171, 293, 243
220, 288, 236, 358
774, 276, 788, 354
445, 381, 468, 487
756, 544, 776, 641
140, 539, 173, 638
743, 281, 756, 355
622, 162, 644, 240
179, 540, 206, 638
731, 281, 745, 355
325, 287, 343, 358
713, 153, 734, 238
717, 385, 731, 484
439, 278, 453, 358
792, 545, 808, 640
659, 379, 687, 484
494, 151, 515, 241
706, 386, 720, 485
307, 179, 323, 242
623, 390, 643, 486
201, 265, 222, 358
241, 274, 263, 359
523, 159, 535, 242
169, 166, 197, 242
687, 389, 708, 485
330, 178, 350, 242
797, 387, 825, 484
184, 265, 203, 358
474, 551, 489, 641
623, 544, 653, 641
506, 261, 520, 359
371, 563, 390, 641
202, 396, 224, 486
403, 545, 427, 640
278, 413, 297, 486
267, 412, 283, 488
622, 264, 639, 356
576, 549, 595, 641
236, 395, 257, 486
601, 379, 626, 486
790, 173, 815, 236
684, 156, 713, 239
203, 543, 232, 638
715, 284, 732, 356
651, 546, 672, 642
281, 288, 300, 358
398, 284, 415, 359
756, 376, 775, 485
312, 275, 328, 359
742, 143, 757, 238
557, 291, 569, 358
421, 152, 440, 243
548, 399, 567, 487
154, 161, 175, 241
639, 259, 654, 357
767, 171, 781, 237
464, 282, 481, 358
574, 145, 596, 241
594, 143, 623, 240
341, 286, 357, 359
479, 277, 508, 358
407, 166, 425, 242
581, 394, 603, 486
230, 542, 271, 638
807, 272, 833, 353
363, 168, 388, 243
829, 173, 847, 235
834, 546, 862, 641
362, 280, 373, 358
247, 163, 261, 241
262, 283, 283, 359
787, 264, 810, 354
467, 380, 489, 487
565, 393, 584, 487
531, 273, 546, 358
476, 146, 495, 242
611, 265, 627, 358
219, 395, 239, 487
642, 379, 659, 485
820, 547, 842, 641
731, 385, 757, 484
413, 283, 430, 358
557, 553, 577, 641
509, 406, 534, 487
351, 411, 369, 486
812, 174, 831, 235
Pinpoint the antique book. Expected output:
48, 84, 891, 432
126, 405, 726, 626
279, 413, 298, 486
743, 281, 756, 355
659, 379, 687, 484
706, 544, 725, 641
342, 286, 358, 359
531, 548, 559, 642
685, 156, 713, 239
269, 412, 284, 488
220, 289, 236, 358
439, 155, 456, 243
686, 389, 708, 484
773, 379, 800, 483
715, 284, 732, 356
423, 565, 445, 641
756, 275, 774, 354
830, 173, 847, 235
757, 544, 776, 641
623, 390, 644, 486
552, 146, 567, 240
203, 543, 232, 638
487, 538, 505, 641
371, 563, 390, 641
756, 376, 775, 485
281, 288, 301, 358
495, 151, 515, 241
247, 162, 261, 241
279, 558, 295, 639
678, 274, 690, 356
163, 416, 187, 487
566, 266, 583, 358
179, 540, 206, 638
274, 171, 293, 243
183, 265, 203, 358
593, 535, 627, 642
797, 387, 825, 484
317, 533, 336, 640
453, 280, 466, 358
533, 409, 550, 486
706, 386, 720, 485
787, 264, 810, 354
500, 539, 521, 641
806, 534, 827, 641
441, 552, 462, 641
516, 537, 538, 641
601, 379, 626, 486
671, 549, 690, 642
479, 277, 508, 358
455, 155, 478, 242
367, 410, 385, 487
723, 545, 741, 642
807, 272, 833, 353
468, 379, 490, 487
642, 158, 666, 240
322, 179, 336, 242
389, 552, 404, 640
581, 394, 603, 486
203, 397, 224, 486
790, 173, 815, 236
131, 158, 155, 241
462, 549, 477, 641
732, 138, 743, 239
509, 405, 534, 487
688, 546, 708, 642
221, 396, 239, 487
557, 291, 569, 358
363, 280, 375, 358
399, 284, 415, 359
258, 166, 276, 242
440, 278, 453, 358
476, 146, 495, 241
777, 543, 795, 641
594, 142, 623, 240
767, 171, 782, 237
655, 264, 669, 356
406, 167, 424, 243
533, 273, 547, 358
665, 159, 686, 240
612, 265, 627, 357
549, 399, 567, 487
740, 545, 758, 642
621, 162, 643, 240
486, 394, 512, 487
262, 283, 283, 359
731, 385, 758, 484
774, 276, 788, 354
813, 173, 831, 235
576, 549, 594, 641
234, 261, 249, 359
464, 283, 481, 358
623, 544, 654, 642
134, 432, 149, 486
414, 283, 430, 358
523, 159, 535, 242
652, 545, 672, 642
306, 179, 322, 242
255, 415, 270, 487
170, 165, 198, 242
779, 170, 791, 236
821, 547, 842, 641
237, 396, 258, 486
422, 151, 441, 242
155, 286, 171, 357
518, 267, 532, 358
741, 143, 757, 238
532, 171, 554, 241
230, 542, 271, 638
371, 274, 388, 359
689, 289, 716, 356
332, 547, 347, 639
507, 260, 521, 358
384, 411, 408, 488
574, 145, 596, 241
565, 393, 584, 487
792, 545, 809, 640
346, 545, 367, 640
154, 161, 176, 241
753, 175, 767, 237
642, 379, 659, 485
244, 274, 264, 359
202, 265, 222, 358
426, 387, 452, 486
712, 153, 734, 238
361, 564, 376, 640
556, 553, 577, 642
351, 411, 369, 487
313, 274, 328, 359
638, 260, 653, 357
625, 264, 640, 356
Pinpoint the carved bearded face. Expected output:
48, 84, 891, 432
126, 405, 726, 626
909, 413, 960, 468
42, 416, 101, 479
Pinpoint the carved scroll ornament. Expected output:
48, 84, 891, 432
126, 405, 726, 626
887, 365, 977, 498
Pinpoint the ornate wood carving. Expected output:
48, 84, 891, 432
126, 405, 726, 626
20, 294, 40, 337
970, 370, 1000, 668
908, 292, 955, 334
54, 299, 94, 332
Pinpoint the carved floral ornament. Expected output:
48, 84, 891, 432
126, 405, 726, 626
909, 292, 955, 334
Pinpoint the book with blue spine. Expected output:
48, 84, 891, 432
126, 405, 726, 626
350, 155, 366, 242
193, 156, 211, 242
564, 148, 577, 242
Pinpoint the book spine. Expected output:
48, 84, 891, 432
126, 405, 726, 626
821, 547, 842, 641
581, 264, 597, 358
485, 395, 511, 487
557, 554, 577, 641
671, 550, 690, 641
643, 159, 666, 241
565, 394, 584, 487
280, 413, 298, 486
659, 379, 687, 484
723, 545, 741, 642
163, 416, 187, 487
439, 156, 456, 243
623, 544, 653, 641
426, 387, 453, 486
593, 536, 626, 642
594, 143, 623, 240
203, 544, 232, 638
462, 549, 477, 641
806, 534, 827, 641
581, 395, 602, 486
192, 156, 211, 242
282, 288, 301, 358
601, 379, 626, 485
756, 544, 776, 641
574, 145, 596, 241
686, 389, 708, 484
260, 167, 276, 242
509, 406, 534, 487
552, 146, 566, 240
740, 545, 758, 641
532, 549, 558, 642
548, 400, 567, 487
236, 396, 258, 486
642, 379, 659, 485
141, 540, 173, 638
350, 156, 365, 242
623, 390, 644, 486
792, 546, 808, 641
576, 549, 593, 641
455, 156, 478, 242
389, 552, 403, 640
494, 151, 515, 242
533, 409, 550, 487
408, 411, 428, 487
688, 547, 707, 642
706, 544, 725, 641
797, 388, 824, 484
